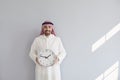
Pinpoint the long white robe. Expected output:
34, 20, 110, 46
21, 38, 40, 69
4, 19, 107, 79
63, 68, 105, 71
29, 34, 66, 80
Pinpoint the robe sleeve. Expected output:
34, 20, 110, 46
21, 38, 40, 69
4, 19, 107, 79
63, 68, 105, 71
29, 38, 38, 64
57, 37, 67, 64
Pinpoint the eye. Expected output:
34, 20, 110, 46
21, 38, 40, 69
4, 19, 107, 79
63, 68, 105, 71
44, 26, 47, 28
49, 26, 51, 28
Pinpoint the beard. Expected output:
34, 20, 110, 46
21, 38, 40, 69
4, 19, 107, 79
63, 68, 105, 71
44, 30, 51, 36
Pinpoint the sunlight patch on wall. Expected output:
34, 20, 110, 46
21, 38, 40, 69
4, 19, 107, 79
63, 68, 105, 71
92, 23, 120, 52
95, 61, 119, 80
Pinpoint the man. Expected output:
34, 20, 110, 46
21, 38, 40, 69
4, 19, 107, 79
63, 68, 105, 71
29, 21, 66, 80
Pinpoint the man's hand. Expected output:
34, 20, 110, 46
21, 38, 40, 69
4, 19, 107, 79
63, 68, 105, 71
54, 56, 59, 64
36, 57, 40, 65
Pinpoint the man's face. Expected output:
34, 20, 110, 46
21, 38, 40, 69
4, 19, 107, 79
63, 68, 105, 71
42, 24, 53, 36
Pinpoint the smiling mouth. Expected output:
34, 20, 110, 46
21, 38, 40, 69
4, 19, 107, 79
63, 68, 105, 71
45, 30, 50, 32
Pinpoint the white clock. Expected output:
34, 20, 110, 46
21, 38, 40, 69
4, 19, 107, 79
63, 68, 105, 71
37, 49, 57, 67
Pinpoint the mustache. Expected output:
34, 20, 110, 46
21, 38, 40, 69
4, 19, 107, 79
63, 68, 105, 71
45, 30, 51, 32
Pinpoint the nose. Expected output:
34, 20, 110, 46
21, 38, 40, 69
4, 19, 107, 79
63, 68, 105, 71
46, 26, 49, 29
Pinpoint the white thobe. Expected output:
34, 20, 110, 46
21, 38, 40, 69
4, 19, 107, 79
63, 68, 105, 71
29, 34, 66, 80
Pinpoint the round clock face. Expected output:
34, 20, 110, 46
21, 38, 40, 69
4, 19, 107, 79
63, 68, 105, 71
37, 49, 56, 67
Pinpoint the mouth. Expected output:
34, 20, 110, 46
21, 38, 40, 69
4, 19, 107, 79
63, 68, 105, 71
45, 30, 50, 33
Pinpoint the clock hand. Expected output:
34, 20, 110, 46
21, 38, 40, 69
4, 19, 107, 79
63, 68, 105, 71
40, 55, 46, 58
40, 54, 51, 59
44, 54, 51, 59
47, 54, 51, 58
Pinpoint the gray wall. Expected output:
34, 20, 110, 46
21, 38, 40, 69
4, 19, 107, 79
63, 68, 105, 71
0, 0, 120, 80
